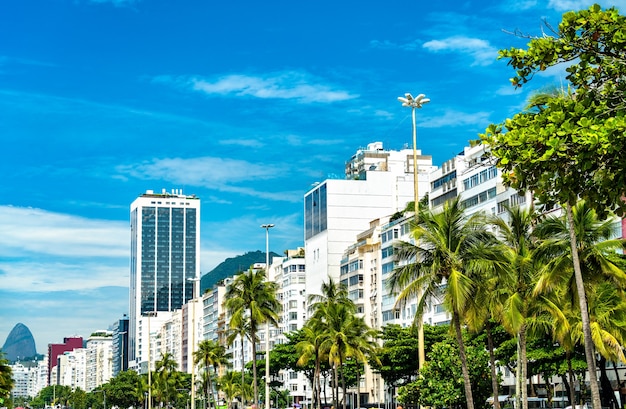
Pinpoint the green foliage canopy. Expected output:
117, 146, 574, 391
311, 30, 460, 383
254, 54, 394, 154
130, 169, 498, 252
481, 4, 626, 217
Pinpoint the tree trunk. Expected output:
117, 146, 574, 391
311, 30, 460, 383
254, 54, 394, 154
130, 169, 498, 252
565, 203, 601, 409
520, 324, 529, 409
241, 339, 246, 405
516, 336, 522, 409
599, 356, 619, 409
252, 331, 258, 407
486, 322, 501, 409
567, 353, 576, 408
340, 356, 347, 409
356, 365, 361, 409
453, 311, 475, 409
315, 357, 322, 409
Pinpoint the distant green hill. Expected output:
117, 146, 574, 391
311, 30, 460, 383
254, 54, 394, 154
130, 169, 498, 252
200, 250, 281, 293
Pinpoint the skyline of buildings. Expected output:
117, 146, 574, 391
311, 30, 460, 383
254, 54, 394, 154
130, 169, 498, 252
8, 139, 623, 405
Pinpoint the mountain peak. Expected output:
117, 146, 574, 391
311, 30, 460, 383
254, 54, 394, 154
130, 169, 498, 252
2, 323, 37, 362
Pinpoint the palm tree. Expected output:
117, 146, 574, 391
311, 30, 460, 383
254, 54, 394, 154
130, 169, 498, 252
308, 277, 356, 409
388, 197, 499, 409
343, 316, 379, 409
224, 267, 280, 407
296, 321, 327, 409
226, 324, 250, 405
487, 205, 544, 409
153, 352, 180, 406
195, 339, 230, 409
534, 200, 626, 408
219, 371, 240, 409
0, 351, 13, 406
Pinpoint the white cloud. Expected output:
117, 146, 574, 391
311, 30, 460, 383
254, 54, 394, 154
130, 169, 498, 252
116, 156, 287, 185
154, 71, 357, 103
0, 205, 128, 258
87, 0, 138, 6
423, 36, 499, 66
495, 84, 523, 96
418, 110, 492, 128
547, 0, 624, 11
0, 261, 127, 292
369, 39, 421, 51
115, 157, 303, 202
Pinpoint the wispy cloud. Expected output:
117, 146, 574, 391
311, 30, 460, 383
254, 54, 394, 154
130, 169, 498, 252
0, 205, 128, 258
115, 157, 303, 202
547, 0, 613, 11
418, 110, 492, 128
423, 36, 499, 66
153, 71, 357, 103
0, 261, 128, 292
116, 157, 288, 185
0, 206, 129, 293
86, 0, 139, 6
369, 39, 421, 51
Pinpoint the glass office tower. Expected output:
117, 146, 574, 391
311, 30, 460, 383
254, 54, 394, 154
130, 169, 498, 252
128, 189, 200, 366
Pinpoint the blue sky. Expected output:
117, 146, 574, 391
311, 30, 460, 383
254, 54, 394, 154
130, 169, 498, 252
1, 0, 623, 354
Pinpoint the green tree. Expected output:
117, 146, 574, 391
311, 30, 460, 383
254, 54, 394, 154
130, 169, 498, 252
369, 325, 419, 389
296, 321, 328, 409
486, 205, 552, 409
388, 198, 498, 409
226, 322, 251, 404
195, 339, 230, 408
224, 267, 280, 407
0, 351, 13, 407
153, 352, 184, 406
481, 6, 626, 409
219, 371, 240, 409
533, 201, 626, 407
398, 336, 492, 409
103, 370, 145, 409
308, 277, 352, 409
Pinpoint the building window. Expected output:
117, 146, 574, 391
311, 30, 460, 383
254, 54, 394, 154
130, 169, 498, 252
497, 199, 509, 214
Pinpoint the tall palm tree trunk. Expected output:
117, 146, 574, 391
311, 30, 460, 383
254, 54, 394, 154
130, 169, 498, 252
516, 336, 522, 409
251, 331, 259, 407
565, 203, 601, 409
356, 365, 361, 409
520, 324, 529, 409
453, 311, 475, 409
333, 363, 339, 409
486, 322, 501, 409
567, 353, 576, 408
339, 356, 347, 409
315, 359, 321, 409
241, 340, 246, 406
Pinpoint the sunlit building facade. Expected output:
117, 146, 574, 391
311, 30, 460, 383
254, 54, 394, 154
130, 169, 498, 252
129, 189, 201, 370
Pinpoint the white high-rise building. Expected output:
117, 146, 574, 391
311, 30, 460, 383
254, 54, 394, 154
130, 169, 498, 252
85, 332, 113, 391
269, 248, 309, 405
129, 189, 201, 371
57, 349, 87, 390
304, 142, 436, 299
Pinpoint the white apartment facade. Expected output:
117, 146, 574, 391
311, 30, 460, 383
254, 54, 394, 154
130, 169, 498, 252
270, 249, 310, 405
304, 142, 436, 299
85, 332, 113, 391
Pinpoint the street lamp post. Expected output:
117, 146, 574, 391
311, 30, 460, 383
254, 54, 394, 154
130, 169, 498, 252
397, 92, 430, 371
188, 276, 201, 409
260, 223, 275, 409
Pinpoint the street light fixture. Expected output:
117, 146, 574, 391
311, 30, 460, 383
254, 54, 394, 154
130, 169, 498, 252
398, 92, 430, 372
260, 223, 275, 409
188, 276, 201, 409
